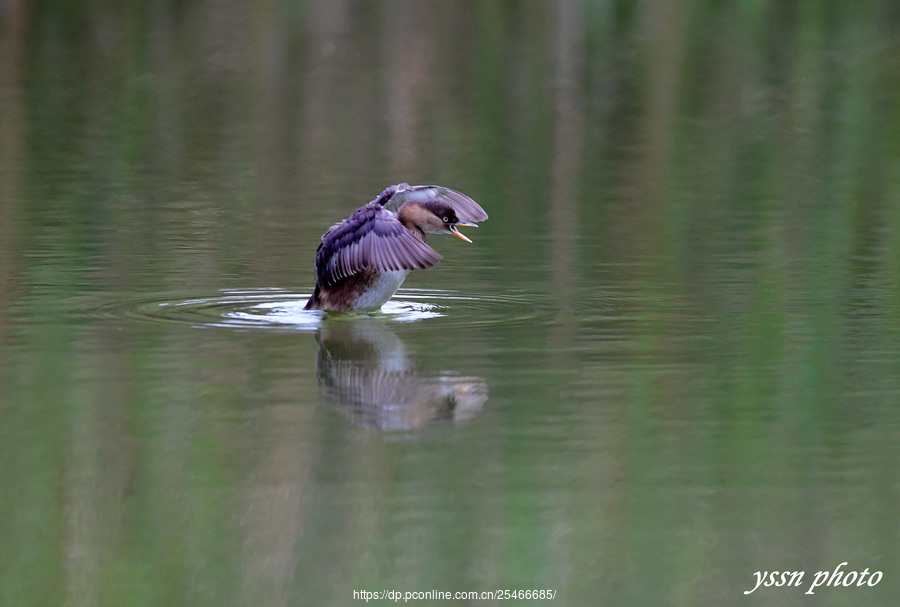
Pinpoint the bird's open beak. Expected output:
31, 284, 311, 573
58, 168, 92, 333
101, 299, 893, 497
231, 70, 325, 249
450, 222, 477, 243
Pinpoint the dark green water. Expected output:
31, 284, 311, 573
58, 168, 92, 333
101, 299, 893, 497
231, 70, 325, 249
2, 2, 900, 606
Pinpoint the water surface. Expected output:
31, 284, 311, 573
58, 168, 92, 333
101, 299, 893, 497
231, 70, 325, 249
2, 2, 900, 606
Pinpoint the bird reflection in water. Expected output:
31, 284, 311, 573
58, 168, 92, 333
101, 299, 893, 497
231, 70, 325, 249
316, 321, 488, 430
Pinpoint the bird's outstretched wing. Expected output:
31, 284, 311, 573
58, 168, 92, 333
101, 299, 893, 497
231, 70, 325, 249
315, 203, 442, 286
381, 184, 489, 223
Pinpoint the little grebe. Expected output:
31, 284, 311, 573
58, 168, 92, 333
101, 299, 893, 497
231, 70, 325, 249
305, 183, 488, 312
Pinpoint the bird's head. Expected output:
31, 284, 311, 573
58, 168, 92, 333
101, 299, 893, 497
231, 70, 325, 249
402, 200, 482, 243
420, 201, 481, 242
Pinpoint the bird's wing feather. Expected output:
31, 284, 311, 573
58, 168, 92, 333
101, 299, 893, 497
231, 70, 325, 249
315, 203, 442, 286
382, 184, 489, 223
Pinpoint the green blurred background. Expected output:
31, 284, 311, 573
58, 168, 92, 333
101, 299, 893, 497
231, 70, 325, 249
2, 1, 900, 605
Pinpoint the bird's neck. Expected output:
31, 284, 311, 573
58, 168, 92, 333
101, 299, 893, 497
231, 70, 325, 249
398, 203, 428, 241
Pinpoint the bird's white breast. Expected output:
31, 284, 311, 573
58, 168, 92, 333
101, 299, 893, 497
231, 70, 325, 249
354, 270, 410, 310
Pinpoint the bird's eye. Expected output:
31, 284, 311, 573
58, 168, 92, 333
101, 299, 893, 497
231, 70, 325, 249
442, 216, 450, 223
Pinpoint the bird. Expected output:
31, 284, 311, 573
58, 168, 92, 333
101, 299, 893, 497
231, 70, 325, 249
304, 183, 488, 312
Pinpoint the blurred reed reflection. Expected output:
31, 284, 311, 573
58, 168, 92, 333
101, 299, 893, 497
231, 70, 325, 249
3, 0, 900, 604
316, 320, 487, 430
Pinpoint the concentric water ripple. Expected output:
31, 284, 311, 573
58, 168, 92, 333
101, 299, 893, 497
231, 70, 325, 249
68, 287, 549, 331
